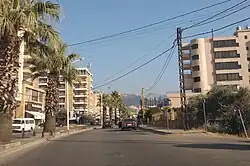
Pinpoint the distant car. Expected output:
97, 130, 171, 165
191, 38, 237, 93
103, 121, 113, 128
121, 118, 137, 131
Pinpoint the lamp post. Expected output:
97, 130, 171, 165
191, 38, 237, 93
66, 57, 84, 132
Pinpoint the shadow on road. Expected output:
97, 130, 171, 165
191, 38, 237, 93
175, 143, 250, 151
49, 139, 179, 145
138, 128, 172, 135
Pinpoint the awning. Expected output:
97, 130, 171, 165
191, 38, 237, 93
26, 111, 45, 120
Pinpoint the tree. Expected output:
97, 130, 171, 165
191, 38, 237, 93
0, 0, 60, 142
187, 94, 206, 128
187, 86, 250, 135
28, 43, 79, 133
97, 93, 110, 123
144, 107, 161, 123
55, 109, 66, 125
111, 91, 122, 124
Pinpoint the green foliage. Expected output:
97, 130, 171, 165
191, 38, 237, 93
187, 86, 250, 135
55, 109, 66, 123
144, 107, 161, 122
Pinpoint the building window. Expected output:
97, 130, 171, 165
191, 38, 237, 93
214, 39, 238, 48
192, 66, 200, 71
193, 77, 201, 82
39, 93, 43, 102
247, 47, 249, 51
245, 35, 248, 39
192, 54, 199, 60
214, 51, 239, 59
191, 44, 198, 50
215, 62, 241, 70
32, 91, 38, 101
193, 88, 201, 93
216, 73, 242, 81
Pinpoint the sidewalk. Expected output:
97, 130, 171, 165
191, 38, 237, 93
140, 125, 205, 135
0, 125, 94, 156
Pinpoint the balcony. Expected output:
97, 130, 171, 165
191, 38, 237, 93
73, 80, 87, 84
184, 74, 193, 90
74, 94, 87, 97
73, 86, 88, 90
183, 63, 191, 70
74, 100, 87, 104
74, 107, 85, 112
23, 68, 31, 73
182, 53, 191, 60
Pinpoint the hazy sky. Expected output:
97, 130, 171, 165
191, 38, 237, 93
57, 0, 249, 94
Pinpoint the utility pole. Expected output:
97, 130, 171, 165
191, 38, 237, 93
100, 93, 104, 128
177, 27, 188, 130
237, 109, 248, 139
140, 88, 145, 125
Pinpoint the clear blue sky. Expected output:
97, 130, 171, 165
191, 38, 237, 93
57, 0, 249, 95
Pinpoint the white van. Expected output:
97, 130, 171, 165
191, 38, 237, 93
12, 118, 35, 132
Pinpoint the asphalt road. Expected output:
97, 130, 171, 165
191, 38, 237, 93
2, 128, 250, 166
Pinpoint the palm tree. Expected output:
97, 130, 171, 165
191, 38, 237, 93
28, 43, 79, 133
0, 0, 60, 142
111, 91, 122, 124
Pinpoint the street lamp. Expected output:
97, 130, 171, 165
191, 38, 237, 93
66, 57, 84, 132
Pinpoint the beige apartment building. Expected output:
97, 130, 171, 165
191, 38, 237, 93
38, 68, 93, 119
168, 27, 250, 108
15, 32, 45, 121
182, 26, 250, 94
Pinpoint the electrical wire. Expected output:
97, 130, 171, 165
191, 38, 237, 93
183, 16, 250, 39
196, 3, 250, 27
93, 40, 177, 90
183, 0, 248, 30
72, 12, 220, 52
103, 33, 176, 82
68, 0, 232, 47
146, 44, 177, 92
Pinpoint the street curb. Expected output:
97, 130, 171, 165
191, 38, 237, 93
0, 127, 93, 157
139, 127, 206, 135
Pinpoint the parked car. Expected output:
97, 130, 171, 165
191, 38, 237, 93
12, 118, 35, 132
121, 118, 137, 131
103, 121, 113, 128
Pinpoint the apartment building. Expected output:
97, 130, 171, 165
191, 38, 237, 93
181, 26, 250, 94
15, 32, 45, 121
38, 68, 93, 118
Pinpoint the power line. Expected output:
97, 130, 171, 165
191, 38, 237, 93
183, 0, 248, 30
68, 0, 232, 47
72, 12, 221, 52
183, 16, 250, 39
93, 40, 177, 90
103, 33, 175, 82
197, 4, 250, 27
146, 44, 177, 92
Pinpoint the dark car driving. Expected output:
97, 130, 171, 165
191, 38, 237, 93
121, 118, 137, 130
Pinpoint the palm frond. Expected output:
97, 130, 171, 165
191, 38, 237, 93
31, 1, 60, 22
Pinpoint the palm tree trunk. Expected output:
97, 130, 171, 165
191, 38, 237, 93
43, 75, 59, 133
109, 108, 112, 122
0, 114, 12, 143
114, 108, 117, 125
0, 35, 21, 142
